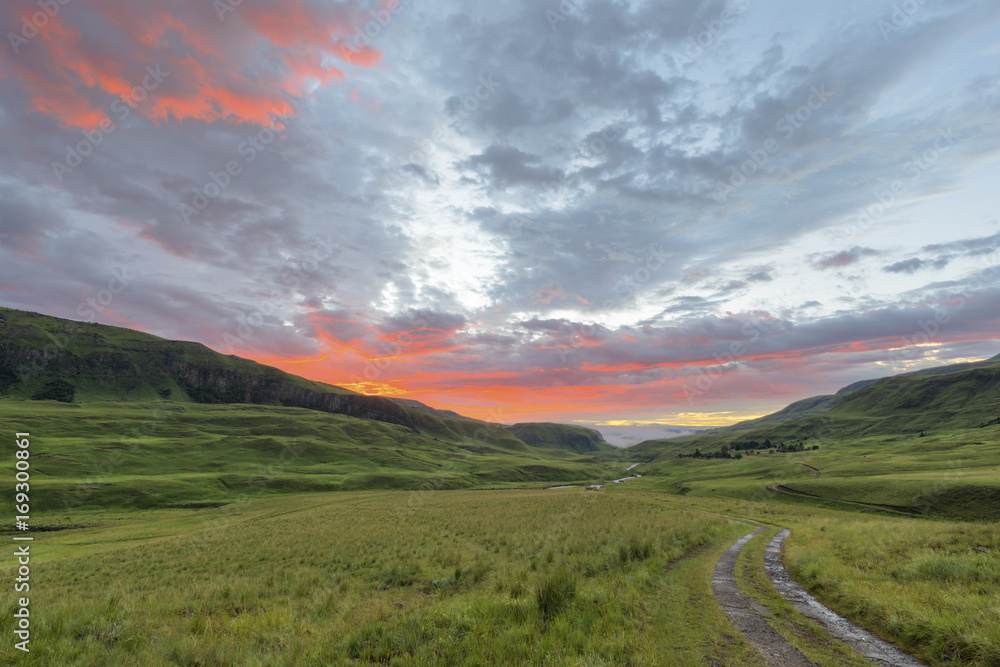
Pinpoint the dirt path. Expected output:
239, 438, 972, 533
713, 527, 815, 666
794, 462, 820, 478
655, 500, 927, 666
766, 483, 917, 516
764, 529, 928, 667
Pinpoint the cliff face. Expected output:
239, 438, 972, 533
162, 357, 416, 427
0, 310, 415, 429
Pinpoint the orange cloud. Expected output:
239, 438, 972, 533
2, 0, 383, 130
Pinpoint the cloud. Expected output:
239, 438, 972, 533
883, 256, 952, 274
924, 230, 1000, 257
460, 144, 565, 190
0, 0, 380, 130
2, 0, 1000, 423
812, 246, 880, 270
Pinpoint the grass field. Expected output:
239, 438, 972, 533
629, 488, 1000, 666
2, 357, 999, 664
0, 400, 622, 513
631, 425, 1000, 520
0, 489, 769, 666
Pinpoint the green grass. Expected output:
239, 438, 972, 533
632, 357, 1000, 459
0, 489, 767, 665
786, 515, 1000, 666
506, 422, 615, 454
732, 527, 872, 667
634, 491, 1000, 666
630, 426, 1000, 520
0, 400, 623, 513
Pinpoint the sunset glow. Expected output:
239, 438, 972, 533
2, 0, 1000, 430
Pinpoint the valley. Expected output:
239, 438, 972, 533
1, 308, 999, 665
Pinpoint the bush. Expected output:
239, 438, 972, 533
30, 379, 75, 403
535, 569, 577, 621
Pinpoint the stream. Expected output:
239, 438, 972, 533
547, 464, 642, 490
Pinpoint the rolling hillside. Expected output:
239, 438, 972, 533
699, 353, 1000, 438
0, 307, 624, 506
506, 422, 615, 454
632, 354, 1000, 459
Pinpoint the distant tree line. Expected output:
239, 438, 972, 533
679, 439, 819, 460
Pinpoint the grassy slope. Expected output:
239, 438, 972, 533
0, 307, 536, 454
631, 424, 1000, 520
631, 358, 1000, 459
0, 400, 625, 513
0, 306, 356, 402
655, 354, 1000, 445
505, 422, 615, 454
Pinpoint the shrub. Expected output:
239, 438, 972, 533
30, 379, 75, 402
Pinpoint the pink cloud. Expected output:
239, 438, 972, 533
1, 0, 383, 130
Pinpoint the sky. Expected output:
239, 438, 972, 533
1, 0, 1000, 437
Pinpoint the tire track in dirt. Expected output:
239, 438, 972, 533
713, 527, 816, 666
655, 500, 927, 666
764, 529, 928, 667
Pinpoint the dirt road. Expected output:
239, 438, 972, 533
656, 500, 927, 666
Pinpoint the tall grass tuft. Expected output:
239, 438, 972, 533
535, 568, 577, 622
617, 534, 654, 566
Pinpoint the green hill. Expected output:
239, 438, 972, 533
0, 306, 534, 450
0, 307, 622, 508
631, 354, 1000, 459
700, 353, 1000, 438
390, 397, 482, 422
506, 422, 615, 454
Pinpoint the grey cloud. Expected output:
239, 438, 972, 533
812, 247, 880, 271
883, 256, 952, 274
461, 144, 565, 189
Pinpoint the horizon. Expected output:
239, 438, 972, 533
2, 0, 1000, 425
3, 303, 997, 443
